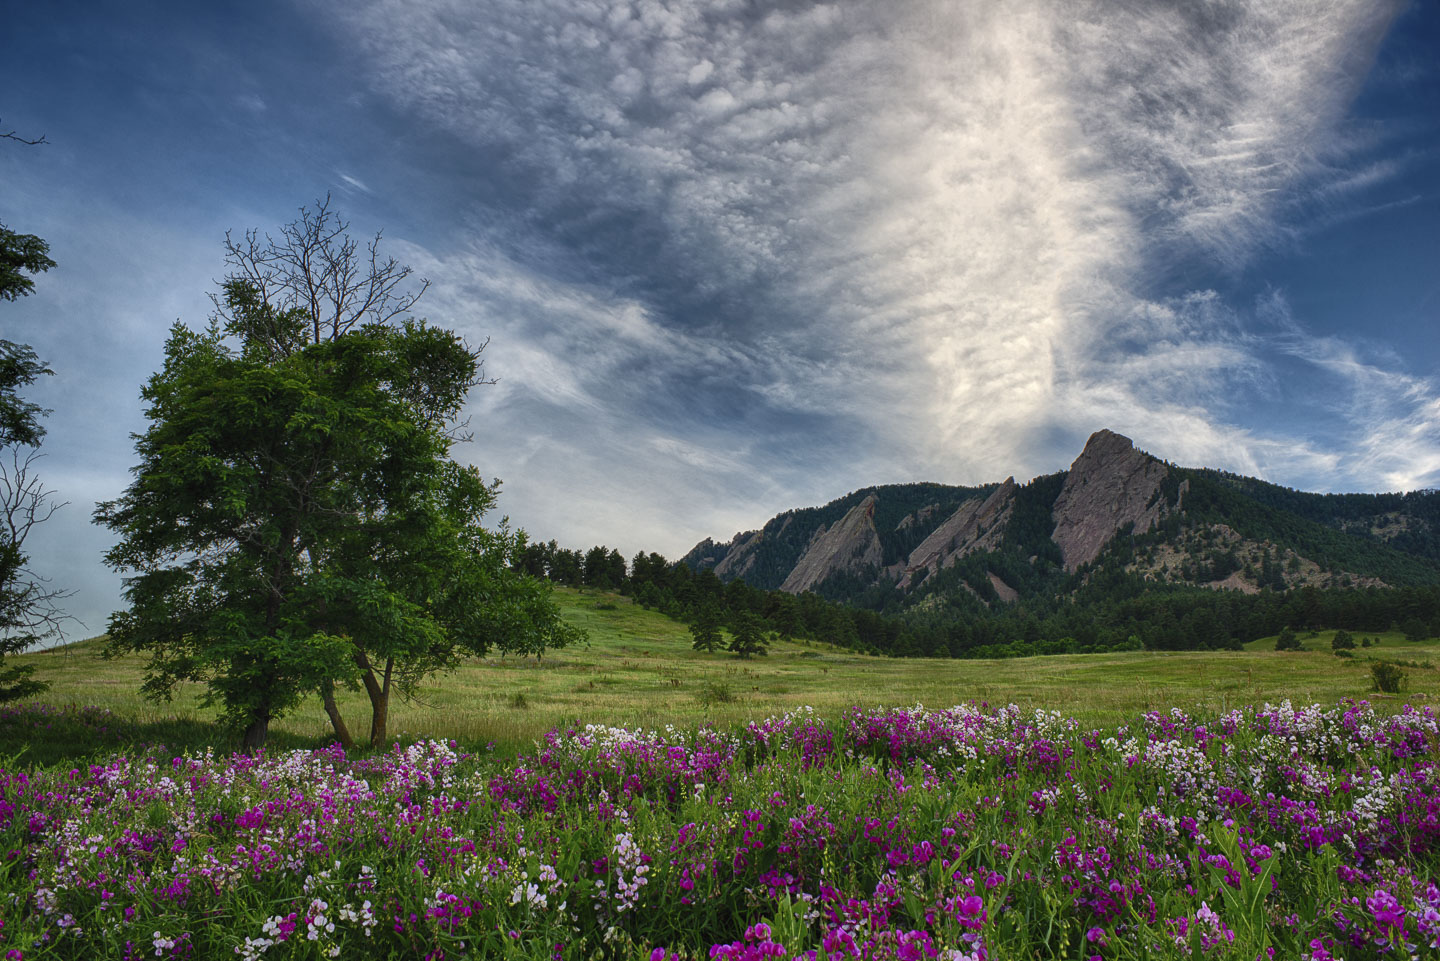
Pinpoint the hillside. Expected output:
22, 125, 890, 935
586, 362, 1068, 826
683, 430, 1440, 634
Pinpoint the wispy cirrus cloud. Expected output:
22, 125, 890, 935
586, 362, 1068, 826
311, 0, 1434, 544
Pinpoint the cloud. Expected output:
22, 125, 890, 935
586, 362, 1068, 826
337, 172, 373, 194
310, 0, 1432, 537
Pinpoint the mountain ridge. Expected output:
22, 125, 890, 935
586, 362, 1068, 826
683, 430, 1440, 612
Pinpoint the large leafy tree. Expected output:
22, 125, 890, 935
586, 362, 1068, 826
98, 201, 579, 749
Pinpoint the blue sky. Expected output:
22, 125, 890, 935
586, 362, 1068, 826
3, 0, 1438, 640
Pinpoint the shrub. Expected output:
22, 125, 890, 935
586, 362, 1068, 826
1274, 627, 1301, 652
1333, 649, 1354, 659
1370, 661, 1407, 694
695, 680, 735, 706
1331, 630, 1355, 651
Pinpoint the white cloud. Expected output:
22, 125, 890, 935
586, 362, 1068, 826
337, 172, 372, 194
312, 0, 1434, 540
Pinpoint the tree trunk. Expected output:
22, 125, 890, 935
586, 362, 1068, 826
320, 680, 355, 750
368, 691, 389, 747
368, 657, 394, 746
241, 713, 269, 752
354, 650, 390, 747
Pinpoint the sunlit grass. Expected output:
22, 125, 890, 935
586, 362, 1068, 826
12, 586, 1439, 763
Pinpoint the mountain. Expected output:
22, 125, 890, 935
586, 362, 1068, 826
682, 430, 1440, 614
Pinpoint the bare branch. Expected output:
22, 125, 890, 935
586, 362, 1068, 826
213, 195, 429, 348
0, 118, 47, 146
0, 448, 76, 647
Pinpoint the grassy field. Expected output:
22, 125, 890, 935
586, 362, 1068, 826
10, 586, 1438, 763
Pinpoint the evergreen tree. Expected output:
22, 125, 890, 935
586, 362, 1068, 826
690, 607, 723, 652
728, 612, 768, 659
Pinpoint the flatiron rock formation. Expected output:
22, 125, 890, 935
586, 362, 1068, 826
897, 478, 1017, 590
780, 495, 884, 593
1050, 430, 1169, 572
684, 426, 1440, 606
714, 529, 763, 579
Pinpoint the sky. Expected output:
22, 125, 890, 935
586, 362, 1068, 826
3, 0, 1439, 642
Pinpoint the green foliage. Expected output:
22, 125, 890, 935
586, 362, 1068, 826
96, 291, 577, 748
690, 607, 723, 652
1180, 469, 1440, 585
1274, 627, 1301, 651
1401, 617, 1429, 642
728, 611, 768, 659
1330, 629, 1355, 650
0, 224, 55, 304
1369, 660, 1406, 694
0, 340, 51, 449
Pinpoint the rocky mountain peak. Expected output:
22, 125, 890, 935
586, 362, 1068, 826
1050, 430, 1169, 572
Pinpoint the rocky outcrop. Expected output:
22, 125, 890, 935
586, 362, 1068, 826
1050, 430, 1169, 572
897, 479, 1016, 590
987, 572, 1019, 602
714, 529, 763, 580
780, 495, 884, 594
679, 537, 729, 570
896, 504, 941, 531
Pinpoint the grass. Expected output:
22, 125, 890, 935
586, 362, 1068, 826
1244, 627, 1440, 662
9, 586, 1439, 764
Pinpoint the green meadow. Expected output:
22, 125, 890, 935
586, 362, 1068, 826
8, 586, 1437, 765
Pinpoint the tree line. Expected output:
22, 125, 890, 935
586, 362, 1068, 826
521, 529, 1440, 663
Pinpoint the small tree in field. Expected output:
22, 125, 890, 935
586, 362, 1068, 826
690, 606, 723, 653
1274, 627, 1301, 652
729, 612, 768, 659
1330, 630, 1355, 651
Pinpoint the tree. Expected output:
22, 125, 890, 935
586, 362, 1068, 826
1274, 626, 1301, 652
690, 606, 723, 652
0, 188, 63, 700
1330, 629, 1355, 651
98, 201, 580, 749
728, 612, 768, 659
584, 545, 615, 590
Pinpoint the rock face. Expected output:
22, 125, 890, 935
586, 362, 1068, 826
897, 478, 1016, 590
987, 572, 1019, 602
780, 495, 884, 594
714, 529, 763, 579
896, 504, 940, 531
680, 537, 728, 570
1050, 430, 1169, 572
